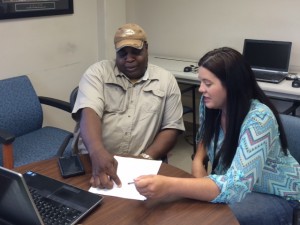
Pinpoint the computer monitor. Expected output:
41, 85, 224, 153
243, 39, 292, 73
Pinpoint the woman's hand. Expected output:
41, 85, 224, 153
134, 175, 170, 199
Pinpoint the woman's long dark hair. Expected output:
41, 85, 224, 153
198, 47, 288, 169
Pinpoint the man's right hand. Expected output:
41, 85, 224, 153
89, 150, 122, 189
79, 108, 122, 189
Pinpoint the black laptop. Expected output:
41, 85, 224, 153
243, 39, 292, 84
0, 166, 103, 225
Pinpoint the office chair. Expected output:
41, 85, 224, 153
279, 114, 300, 225
281, 100, 300, 116
269, 96, 300, 116
70, 86, 79, 110
280, 114, 300, 163
0, 75, 73, 169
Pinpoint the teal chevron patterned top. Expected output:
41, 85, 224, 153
197, 98, 300, 204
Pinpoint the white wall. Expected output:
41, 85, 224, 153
0, 0, 128, 132
98, 0, 126, 60
126, 0, 300, 72
0, 0, 100, 131
126, 0, 300, 120
1, 0, 300, 132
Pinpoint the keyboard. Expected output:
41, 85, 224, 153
29, 188, 81, 225
254, 71, 286, 83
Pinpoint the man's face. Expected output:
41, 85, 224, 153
116, 43, 148, 80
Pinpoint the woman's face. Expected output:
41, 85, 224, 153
198, 66, 227, 111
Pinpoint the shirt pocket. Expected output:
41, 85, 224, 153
104, 84, 127, 113
142, 88, 165, 113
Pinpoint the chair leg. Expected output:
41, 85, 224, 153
181, 84, 198, 157
281, 101, 300, 116
191, 85, 197, 155
3, 143, 14, 169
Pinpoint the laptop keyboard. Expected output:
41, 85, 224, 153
255, 71, 285, 81
29, 188, 81, 225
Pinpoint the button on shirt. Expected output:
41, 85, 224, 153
72, 60, 185, 155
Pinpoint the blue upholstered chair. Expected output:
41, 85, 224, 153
0, 75, 73, 169
280, 114, 300, 163
280, 114, 300, 225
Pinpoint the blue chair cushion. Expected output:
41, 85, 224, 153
0, 126, 71, 167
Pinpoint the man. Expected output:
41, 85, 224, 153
72, 23, 185, 189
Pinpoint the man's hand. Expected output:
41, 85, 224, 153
89, 150, 122, 189
79, 108, 122, 189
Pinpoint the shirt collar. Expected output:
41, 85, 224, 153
114, 65, 149, 82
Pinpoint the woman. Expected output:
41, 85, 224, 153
134, 47, 300, 225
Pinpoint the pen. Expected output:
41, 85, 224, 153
128, 181, 135, 185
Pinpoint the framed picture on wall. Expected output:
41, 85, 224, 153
0, 0, 73, 20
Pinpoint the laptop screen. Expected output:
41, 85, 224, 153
243, 39, 292, 73
0, 168, 43, 225
0, 167, 103, 225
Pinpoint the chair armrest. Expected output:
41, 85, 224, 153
39, 96, 72, 113
0, 129, 15, 144
0, 129, 15, 169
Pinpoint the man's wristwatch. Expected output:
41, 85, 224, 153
140, 153, 153, 160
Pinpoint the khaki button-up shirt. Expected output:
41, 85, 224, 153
72, 60, 185, 155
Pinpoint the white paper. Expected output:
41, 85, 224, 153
89, 156, 162, 200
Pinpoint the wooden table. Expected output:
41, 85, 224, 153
15, 155, 239, 225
